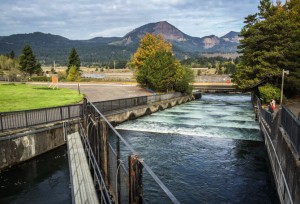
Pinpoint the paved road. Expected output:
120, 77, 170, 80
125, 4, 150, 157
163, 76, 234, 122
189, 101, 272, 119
30, 82, 153, 102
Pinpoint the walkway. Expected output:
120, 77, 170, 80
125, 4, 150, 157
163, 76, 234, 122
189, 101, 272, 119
285, 97, 300, 119
67, 132, 99, 204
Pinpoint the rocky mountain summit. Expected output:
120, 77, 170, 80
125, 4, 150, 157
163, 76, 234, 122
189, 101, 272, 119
111, 21, 240, 52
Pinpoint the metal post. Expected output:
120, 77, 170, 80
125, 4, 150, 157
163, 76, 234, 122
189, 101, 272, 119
77, 83, 81, 94
128, 154, 143, 204
25, 111, 28, 127
60, 107, 63, 120
117, 136, 121, 204
0, 113, 3, 132
83, 98, 88, 133
68, 106, 71, 119
280, 69, 289, 106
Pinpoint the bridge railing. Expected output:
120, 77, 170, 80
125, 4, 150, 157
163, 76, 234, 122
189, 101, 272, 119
93, 96, 148, 114
83, 98, 180, 204
77, 121, 113, 204
0, 104, 82, 132
255, 95, 273, 128
0, 92, 191, 132
254, 94, 300, 155
281, 105, 300, 154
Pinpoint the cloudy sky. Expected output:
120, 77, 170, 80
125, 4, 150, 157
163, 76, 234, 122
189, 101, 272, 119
0, 0, 262, 40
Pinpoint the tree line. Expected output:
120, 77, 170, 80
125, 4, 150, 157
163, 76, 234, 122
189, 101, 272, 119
0, 45, 81, 81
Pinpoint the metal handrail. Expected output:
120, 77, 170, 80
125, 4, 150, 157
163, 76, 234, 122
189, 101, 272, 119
86, 98, 181, 204
0, 92, 187, 132
78, 122, 113, 204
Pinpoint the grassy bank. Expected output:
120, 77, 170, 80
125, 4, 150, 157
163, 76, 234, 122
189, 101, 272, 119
0, 83, 83, 112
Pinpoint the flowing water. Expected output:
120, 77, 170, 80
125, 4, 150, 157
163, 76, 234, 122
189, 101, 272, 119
116, 94, 279, 203
0, 94, 279, 204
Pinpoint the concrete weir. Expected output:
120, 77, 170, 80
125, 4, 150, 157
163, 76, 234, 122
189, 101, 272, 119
106, 94, 199, 124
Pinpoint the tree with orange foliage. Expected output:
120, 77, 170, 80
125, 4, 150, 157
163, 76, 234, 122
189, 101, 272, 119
132, 33, 193, 93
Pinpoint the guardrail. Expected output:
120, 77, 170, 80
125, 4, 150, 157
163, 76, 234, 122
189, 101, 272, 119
281, 106, 300, 154
255, 96, 273, 128
254, 95, 300, 155
83, 98, 180, 204
0, 92, 189, 132
0, 104, 82, 132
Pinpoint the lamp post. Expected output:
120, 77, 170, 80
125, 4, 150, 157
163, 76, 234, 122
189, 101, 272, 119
280, 69, 289, 106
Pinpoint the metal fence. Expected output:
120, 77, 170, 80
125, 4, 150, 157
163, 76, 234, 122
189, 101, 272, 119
77, 121, 113, 204
0, 92, 187, 132
93, 96, 148, 114
254, 94, 300, 155
0, 104, 82, 132
281, 105, 300, 154
255, 95, 273, 128
83, 98, 180, 204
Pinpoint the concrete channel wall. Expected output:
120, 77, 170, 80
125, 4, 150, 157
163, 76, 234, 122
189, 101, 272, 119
0, 122, 78, 172
258, 111, 300, 204
0, 93, 201, 172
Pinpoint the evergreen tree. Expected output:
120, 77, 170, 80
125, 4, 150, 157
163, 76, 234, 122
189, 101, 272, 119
234, 0, 300, 96
19, 45, 41, 76
67, 48, 81, 74
9, 51, 15, 59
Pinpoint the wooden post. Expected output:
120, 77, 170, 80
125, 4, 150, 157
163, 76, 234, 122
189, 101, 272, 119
128, 154, 143, 204
100, 120, 110, 185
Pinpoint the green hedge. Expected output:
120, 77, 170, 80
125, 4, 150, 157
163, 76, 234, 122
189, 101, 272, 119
258, 83, 281, 104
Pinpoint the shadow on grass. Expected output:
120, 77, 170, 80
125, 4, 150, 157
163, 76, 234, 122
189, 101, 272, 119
33, 87, 60, 90
1, 83, 16, 86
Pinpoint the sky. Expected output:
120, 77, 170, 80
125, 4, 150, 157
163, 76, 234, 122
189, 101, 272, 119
0, 0, 262, 40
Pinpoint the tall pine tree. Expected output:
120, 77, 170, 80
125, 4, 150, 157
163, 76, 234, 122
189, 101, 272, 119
67, 48, 81, 75
19, 45, 41, 77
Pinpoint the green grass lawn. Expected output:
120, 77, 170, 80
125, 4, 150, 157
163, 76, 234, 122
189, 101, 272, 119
0, 83, 84, 112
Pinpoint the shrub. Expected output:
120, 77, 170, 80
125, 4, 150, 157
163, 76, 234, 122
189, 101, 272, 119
258, 83, 281, 104
30, 76, 51, 82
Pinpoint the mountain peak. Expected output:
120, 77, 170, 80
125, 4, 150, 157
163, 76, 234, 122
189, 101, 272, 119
119, 21, 189, 45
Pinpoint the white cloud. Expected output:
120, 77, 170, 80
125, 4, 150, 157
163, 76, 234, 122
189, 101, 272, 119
0, 0, 261, 39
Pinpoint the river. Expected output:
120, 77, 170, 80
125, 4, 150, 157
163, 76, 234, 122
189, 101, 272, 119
0, 94, 279, 203
116, 94, 279, 203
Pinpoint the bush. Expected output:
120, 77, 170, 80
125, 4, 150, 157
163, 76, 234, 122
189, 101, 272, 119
30, 76, 51, 82
57, 71, 67, 81
258, 83, 281, 104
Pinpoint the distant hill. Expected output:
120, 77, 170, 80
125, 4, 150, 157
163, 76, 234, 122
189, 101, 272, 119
0, 21, 240, 66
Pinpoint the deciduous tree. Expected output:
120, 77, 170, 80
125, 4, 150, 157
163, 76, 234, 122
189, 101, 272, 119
67, 65, 80, 81
132, 33, 193, 93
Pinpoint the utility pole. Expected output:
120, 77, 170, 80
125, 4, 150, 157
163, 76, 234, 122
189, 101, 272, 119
280, 69, 289, 106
